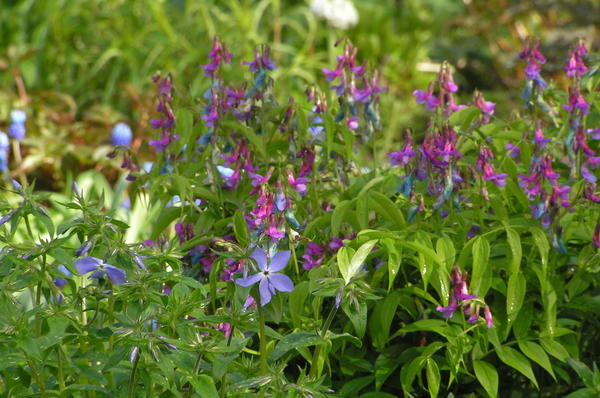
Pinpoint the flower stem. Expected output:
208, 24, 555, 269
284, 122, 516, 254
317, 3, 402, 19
128, 349, 140, 398
56, 345, 65, 391
219, 325, 235, 398
256, 296, 268, 375
309, 303, 338, 379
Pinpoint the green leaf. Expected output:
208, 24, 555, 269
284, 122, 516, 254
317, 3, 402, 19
435, 236, 455, 271
530, 227, 549, 269
356, 194, 369, 230
539, 337, 569, 362
392, 319, 455, 340
174, 108, 195, 151
368, 191, 405, 229
339, 240, 377, 285
505, 227, 522, 274
426, 358, 440, 398
151, 206, 181, 239
448, 106, 482, 131
518, 340, 556, 380
400, 356, 426, 392
471, 236, 491, 297
187, 375, 218, 398
381, 238, 401, 291
369, 291, 401, 350
192, 185, 219, 203
506, 273, 526, 326
233, 211, 249, 248
269, 332, 325, 362
375, 353, 400, 391
473, 360, 498, 398
332, 200, 352, 236
497, 345, 538, 388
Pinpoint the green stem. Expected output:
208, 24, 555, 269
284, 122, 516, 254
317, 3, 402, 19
309, 304, 338, 379
128, 349, 140, 398
56, 345, 65, 391
219, 325, 235, 398
288, 230, 299, 277
186, 349, 204, 398
256, 296, 268, 375
11, 140, 27, 187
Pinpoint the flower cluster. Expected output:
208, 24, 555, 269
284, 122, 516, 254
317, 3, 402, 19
149, 74, 177, 153
519, 37, 547, 99
322, 40, 383, 139
436, 266, 492, 328
301, 235, 346, 270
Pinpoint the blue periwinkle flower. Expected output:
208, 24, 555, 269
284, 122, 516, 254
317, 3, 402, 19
8, 110, 26, 140
76, 256, 126, 285
112, 122, 133, 146
235, 247, 294, 306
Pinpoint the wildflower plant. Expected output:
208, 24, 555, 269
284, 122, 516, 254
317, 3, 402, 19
0, 35, 599, 398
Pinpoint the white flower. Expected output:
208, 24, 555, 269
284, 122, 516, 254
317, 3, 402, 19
310, 0, 359, 30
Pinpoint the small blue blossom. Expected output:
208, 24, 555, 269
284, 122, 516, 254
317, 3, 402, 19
8, 110, 26, 140
235, 247, 294, 306
76, 256, 126, 285
112, 122, 133, 146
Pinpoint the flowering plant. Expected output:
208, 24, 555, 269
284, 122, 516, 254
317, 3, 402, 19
0, 35, 599, 398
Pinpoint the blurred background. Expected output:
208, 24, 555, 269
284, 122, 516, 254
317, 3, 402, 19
1, 0, 599, 190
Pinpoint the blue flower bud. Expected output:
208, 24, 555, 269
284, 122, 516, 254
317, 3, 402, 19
10, 110, 27, 124
112, 123, 133, 146
8, 123, 26, 140
0, 131, 9, 151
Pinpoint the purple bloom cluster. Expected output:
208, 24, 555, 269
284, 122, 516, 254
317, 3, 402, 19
0, 131, 9, 172
436, 266, 492, 328
321, 40, 384, 137
201, 36, 232, 78
149, 74, 178, 153
301, 236, 346, 270
519, 38, 547, 91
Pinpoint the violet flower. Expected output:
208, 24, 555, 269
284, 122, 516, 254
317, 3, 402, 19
235, 247, 294, 306
76, 256, 126, 285
413, 82, 440, 111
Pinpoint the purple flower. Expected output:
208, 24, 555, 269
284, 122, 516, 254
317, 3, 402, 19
287, 169, 308, 197
76, 257, 126, 285
235, 247, 294, 306
346, 116, 360, 130
8, 110, 26, 140
505, 142, 520, 158
436, 292, 458, 318
413, 83, 440, 111
54, 265, 71, 288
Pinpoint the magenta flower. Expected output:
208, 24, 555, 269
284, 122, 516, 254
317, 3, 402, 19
287, 169, 309, 197
436, 292, 458, 318
413, 82, 440, 111
76, 257, 126, 285
235, 248, 294, 306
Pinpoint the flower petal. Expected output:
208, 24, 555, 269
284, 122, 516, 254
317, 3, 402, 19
259, 278, 273, 306
250, 247, 268, 270
105, 265, 126, 285
235, 273, 262, 287
269, 273, 294, 292
268, 251, 290, 272
75, 257, 102, 275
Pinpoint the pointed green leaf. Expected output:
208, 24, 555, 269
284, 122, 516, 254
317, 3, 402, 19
473, 360, 498, 398
518, 340, 556, 380
426, 358, 440, 398
471, 236, 491, 297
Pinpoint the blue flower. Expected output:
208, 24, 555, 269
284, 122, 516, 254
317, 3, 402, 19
235, 247, 294, 306
76, 256, 126, 285
112, 122, 133, 146
8, 110, 26, 140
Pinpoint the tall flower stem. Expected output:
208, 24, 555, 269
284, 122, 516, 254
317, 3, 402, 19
186, 349, 204, 398
56, 345, 65, 391
219, 325, 235, 398
309, 303, 338, 379
256, 295, 268, 375
128, 350, 140, 398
